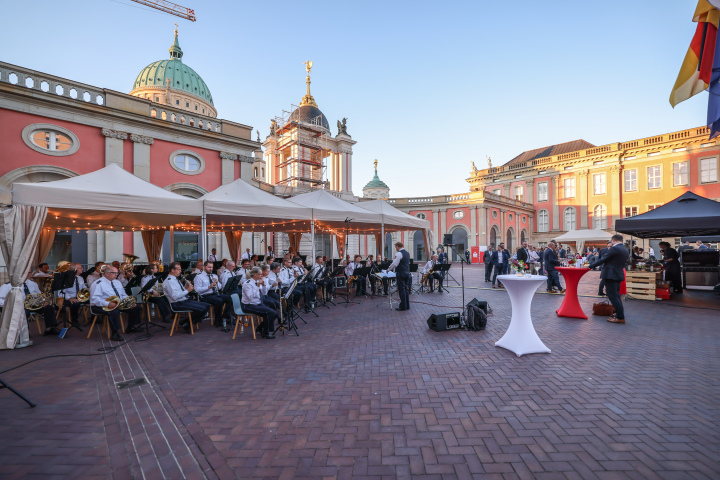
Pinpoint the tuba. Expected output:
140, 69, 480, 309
24, 293, 48, 311
123, 253, 139, 265
152, 260, 164, 273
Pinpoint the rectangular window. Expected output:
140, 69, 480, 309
624, 169, 637, 191
648, 204, 660, 211
176, 99, 180, 105
537, 182, 548, 202
492, 188, 501, 195
673, 162, 689, 186
186, 102, 190, 107
624, 206, 638, 218
514, 185, 524, 201
700, 157, 718, 183
564, 178, 575, 198
647, 166, 661, 189
593, 173, 606, 195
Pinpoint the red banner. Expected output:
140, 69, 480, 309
471, 246, 480, 264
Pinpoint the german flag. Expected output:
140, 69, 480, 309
670, 1, 720, 107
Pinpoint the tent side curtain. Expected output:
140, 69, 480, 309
423, 229, 432, 261
0, 205, 48, 349
224, 230, 243, 262
374, 234, 381, 256
288, 233, 302, 256
141, 230, 165, 262
336, 232, 345, 258
32, 228, 55, 270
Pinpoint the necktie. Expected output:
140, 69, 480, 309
176, 276, 186, 291
110, 281, 120, 296
75, 278, 80, 292
23, 283, 30, 296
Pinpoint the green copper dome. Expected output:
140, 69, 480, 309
132, 31, 214, 105
364, 160, 389, 189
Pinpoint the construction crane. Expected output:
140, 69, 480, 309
130, 0, 196, 21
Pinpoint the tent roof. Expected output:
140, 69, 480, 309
614, 191, 720, 238
553, 229, 612, 242
11, 163, 203, 230
286, 190, 382, 233
180, 178, 313, 232
355, 199, 430, 231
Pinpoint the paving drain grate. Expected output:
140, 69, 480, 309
116, 377, 148, 390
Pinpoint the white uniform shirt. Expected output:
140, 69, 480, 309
162, 275, 189, 303
118, 273, 129, 288
267, 271, 281, 290
217, 266, 227, 277
293, 265, 306, 280
423, 260, 435, 274
388, 249, 405, 271
0, 280, 41, 307
89, 277, 127, 308
529, 250, 540, 263
191, 268, 202, 275
140, 274, 156, 288
86, 272, 102, 287
310, 263, 324, 281
194, 271, 221, 296
241, 278, 267, 305
278, 266, 294, 285
32, 271, 51, 278
241, 251, 251, 260
62, 275, 87, 300
220, 269, 238, 288
208, 254, 217, 262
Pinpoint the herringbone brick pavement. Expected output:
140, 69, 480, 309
1, 265, 718, 479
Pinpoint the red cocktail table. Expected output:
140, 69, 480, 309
555, 266, 590, 319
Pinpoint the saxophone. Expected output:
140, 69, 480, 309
421, 262, 435, 284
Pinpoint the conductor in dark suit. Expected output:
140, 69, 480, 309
590, 234, 629, 324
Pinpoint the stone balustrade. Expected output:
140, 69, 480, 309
0, 61, 105, 106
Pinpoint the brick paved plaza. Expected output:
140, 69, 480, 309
1, 265, 719, 479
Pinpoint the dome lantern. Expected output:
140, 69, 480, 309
169, 23, 183, 60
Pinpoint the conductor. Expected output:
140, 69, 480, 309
388, 241, 411, 311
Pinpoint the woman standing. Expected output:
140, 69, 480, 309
659, 241, 683, 294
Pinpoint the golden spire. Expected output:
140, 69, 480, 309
299, 60, 318, 107
374, 159, 378, 172
174, 22, 178, 36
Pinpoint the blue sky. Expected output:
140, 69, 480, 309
1, 0, 707, 197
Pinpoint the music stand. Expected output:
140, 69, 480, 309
222, 275, 242, 295
136, 277, 168, 332
374, 271, 398, 309
53, 271, 80, 334
312, 268, 333, 309
256, 255, 265, 263
432, 263, 452, 293
284, 280, 306, 329
352, 266, 372, 300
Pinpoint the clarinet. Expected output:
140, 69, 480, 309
210, 273, 219, 295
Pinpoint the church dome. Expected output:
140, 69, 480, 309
130, 27, 216, 116
290, 104, 329, 131
363, 160, 390, 198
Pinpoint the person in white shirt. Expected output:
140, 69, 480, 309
267, 246, 274, 258
208, 248, 218, 262
266, 262, 282, 303
292, 257, 317, 311
345, 254, 367, 296
162, 262, 210, 333
278, 257, 302, 306
241, 267, 277, 339
219, 261, 239, 292
85, 262, 104, 287
310, 255, 334, 301
61, 263, 88, 328
649, 246, 656, 258
260, 264, 280, 310
388, 242, 411, 311
194, 261, 233, 330
217, 259, 228, 277
140, 264, 171, 322
237, 259, 252, 279
241, 248, 251, 261
89, 265, 143, 341
32, 263, 51, 277
422, 254, 443, 293
0, 272, 60, 336
528, 245, 540, 274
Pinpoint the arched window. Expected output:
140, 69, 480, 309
537, 209, 549, 232
254, 167, 258, 177
261, 167, 264, 177
563, 207, 576, 231
22, 123, 80, 156
593, 204, 607, 229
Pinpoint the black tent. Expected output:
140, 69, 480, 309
614, 191, 720, 238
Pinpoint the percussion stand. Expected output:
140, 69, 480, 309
0, 377, 36, 408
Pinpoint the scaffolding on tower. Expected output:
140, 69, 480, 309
271, 103, 331, 196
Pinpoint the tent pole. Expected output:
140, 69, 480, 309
169, 226, 175, 263
381, 224, 385, 260
200, 215, 207, 262
311, 220, 315, 265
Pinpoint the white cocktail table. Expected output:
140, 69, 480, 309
495, 274, 551, 357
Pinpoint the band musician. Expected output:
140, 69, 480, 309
162, 262, 210, 333
89, 265, 143, 341
369, 256, 389, 296
194, 261, 233, 329
242, 267, 278, 339
310, 255, 334, 301
141, 264, 171, 322
388, 242, 411, 311
279, 257, 302, 307
422, 254, 444, 293
260, 264, 281, 310
61, 263, 88, 327
293, 257, 317, 312
345, 254, 367, 296
0, 271, 61, 336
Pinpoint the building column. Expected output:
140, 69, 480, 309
440, 209, 447, 244
551, 176, 560, 231
610, 164, 622, 229
525, 179, 534, 204
220, 152, 237, 185
96, 231, 106, 262
500, 209, 507, 244
130, 134, 153, 181
102, 128, 127, 167
528, 215, 534, 243
469, 205, 477, 247
479, 206, 488, 247
579, 170, 588, 229
87, 230, 98, 265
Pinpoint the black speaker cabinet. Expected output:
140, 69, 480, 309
467, 298, 488, 313
443, 234, 453, 245
427, 312, 462, 331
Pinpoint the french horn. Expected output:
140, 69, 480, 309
76, 288, 90, 302
102, 295, 136, 311
24, 293, 48, 311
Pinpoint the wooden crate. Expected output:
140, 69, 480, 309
626, 271, 662, 301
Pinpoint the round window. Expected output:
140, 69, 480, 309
169, 150, 205, 175
508, 213, 513, 221
453, 210, 464, 219
492, 210, 498, 219
416, 213, 426, 219
22, 123, 80, 156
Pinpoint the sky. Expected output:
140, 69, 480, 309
0, 0, 709, 198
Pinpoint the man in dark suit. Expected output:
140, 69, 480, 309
590, 234, 629, 324
437, 246, 448, 282
516, 241, 530, 263
543, 242, 564, 293
558, 244, 567, 259
596, 241, 612, 295
483, 246, 492, 282
490, 244, 508, 288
